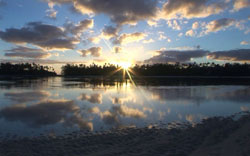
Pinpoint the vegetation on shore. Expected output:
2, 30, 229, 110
62, 62, 250, 77
0, 63, 56, 76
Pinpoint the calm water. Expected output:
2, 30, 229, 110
0, 77, 249, 137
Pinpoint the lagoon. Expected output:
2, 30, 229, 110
0, 77, 249, 137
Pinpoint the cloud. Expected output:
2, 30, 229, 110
101, 105, 146, 125
0, 58, 83, 65
240, 106, 249, 111
47, 0, 158, 25
205, 18, 236, 33
241, 41, 249, 45
0, 99, 93, 130
147, 20, 158, 27
192, 22, 199, 29
143, 38, 155, 44
64, 19, 94, 36
186, 29, 196, 37
161, 0, 226, 19
46, 9, 57, 19
112, 105, 146, 118
101, 25, 119, 39
208, 49, 250, 62
4, 46, 51, 59
88, 106, 100, 114
101, 110, 119, 125
178, 33, 183, 37
113, 46, 123, 53
78, 47, 102, 57
158, 32, 171, 41
0, 22, 78, 50
78, 93, 102, 104
233, 0, 250, 11
113, 32, 146, 45
46, 1, 57, 19
88, 37, 100, 44
145, 49, 208, 63
5, 91, 50, 103
5, 52, 50, 59
110, 96, 135, 105
167, 20, 181, 30
186, 114, 196, 122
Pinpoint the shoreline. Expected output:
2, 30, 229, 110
0, 112, 249, 156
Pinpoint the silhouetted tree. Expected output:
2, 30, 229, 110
0, 62, 56, 76
61, 62, 250, 77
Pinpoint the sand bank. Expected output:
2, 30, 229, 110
0, 112, 249, 156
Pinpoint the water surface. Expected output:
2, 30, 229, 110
0, 77, 249, 137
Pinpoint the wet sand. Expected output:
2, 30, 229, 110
0, 112, 250, 156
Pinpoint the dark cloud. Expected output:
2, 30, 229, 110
47, 0, 158, 25
4, 52, 49, 59
5, 46, 44, 53
206, 18, 236, 33
64, 19, 94, 36
78, 47, 102, 57
162, 0, 227, 19
102, 111, 119, 125
113, 46, 122, 53
208, 49, 250, 61
5, 46, 51, 59
101, 25, 119, 39
5, 91, 50, 103
145, 50, 208, 63
0, 99, 93, 130
0, 22, 78, 50
0, 58, 83, 65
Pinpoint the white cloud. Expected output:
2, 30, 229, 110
192, 22, 199, 29
143, 38, 155, 44
241, 41, 249, 45
167, 20, 181, 30
186, 29, 196, 37
161, 0, 227, 19
233, 0, 250, 11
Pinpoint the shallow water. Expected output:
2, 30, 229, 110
0, 77, 249, 137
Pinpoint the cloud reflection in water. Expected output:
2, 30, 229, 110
0, 99, 93, 130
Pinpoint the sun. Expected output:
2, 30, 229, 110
119, 62, 132, 70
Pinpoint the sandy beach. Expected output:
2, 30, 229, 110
0, 112, 249, 156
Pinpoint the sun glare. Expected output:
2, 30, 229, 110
119, 62, 132, 70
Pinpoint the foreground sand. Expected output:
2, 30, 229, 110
0, 112, 250, 156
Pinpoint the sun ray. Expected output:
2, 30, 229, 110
126, 69, 136, 87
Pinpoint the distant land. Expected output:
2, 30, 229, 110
61, 62, 250, 77
0, 63, 56, 77
1, 62, 250, 77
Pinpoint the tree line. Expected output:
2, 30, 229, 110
0, 62, 56, 76
62, 62, 250, 77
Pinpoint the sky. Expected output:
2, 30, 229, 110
0, 0, 249, 73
